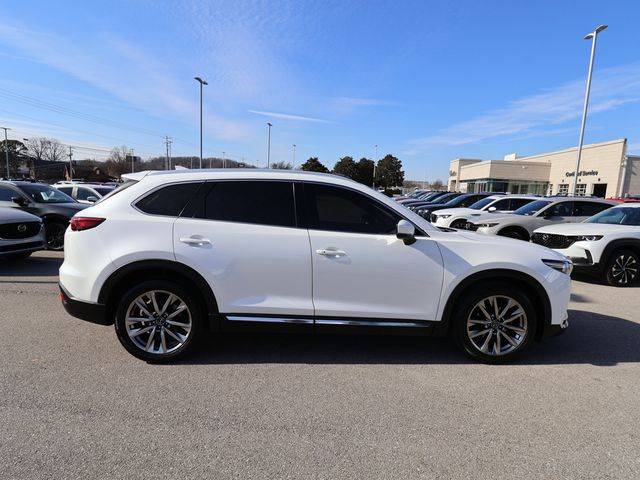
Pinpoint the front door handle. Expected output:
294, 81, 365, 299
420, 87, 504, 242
179, 236, 211, 247
316, 248, 346, 258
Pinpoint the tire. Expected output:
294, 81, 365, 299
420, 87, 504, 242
605, 249, 639, 287
452, 282, 537, 364
114, 280, 205, 362
3, 251, 33, 260
44, 221, 67, 250
450, 219, 467, 229
498, 228, 528, 241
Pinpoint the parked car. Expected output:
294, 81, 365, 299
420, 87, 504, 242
405, 192, 465, 211
431, 195, 538, 229
415, 192, 503, 219
532, 203, 640, 286
53, 183, 117, 204
60, 169, 571, 364
396, 191, 450, 205
0, 181, 87, 250
0, 208, 45, 259
463, 197, 616, 241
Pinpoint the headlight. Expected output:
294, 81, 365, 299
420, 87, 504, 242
438, 214, 451, 219
477, 222, 499, 228
542, 258, 573, 275
572, 235, 603, 242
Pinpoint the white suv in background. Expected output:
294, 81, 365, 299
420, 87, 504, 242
59, 169, 572, 364
54, 183, 116, 204
464, 197, 615, 240
532, 203, 640, 286
431, 195, 538, 229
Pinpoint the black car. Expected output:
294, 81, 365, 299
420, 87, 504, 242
397, 191, 451, 206
415, 193, 501, 218
0, 181, 87, 250
406, 192, 465, 211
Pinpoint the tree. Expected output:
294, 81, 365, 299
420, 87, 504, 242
300, 157, 329, 173
332, 156, 357, 179
271, 161, 293, 169
352, 157, 374, 185
2, 139, 27, 178
105, 145, 131, 177
431, 179, 444, 190
374, 154, 404, 188
24, 137, 66, 162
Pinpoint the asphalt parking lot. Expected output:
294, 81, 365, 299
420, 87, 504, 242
1, 251, 639, 479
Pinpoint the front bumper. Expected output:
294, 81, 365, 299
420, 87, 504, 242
0, 240, 45, 255
541, 315, 569, 338
59, 283, 110, 325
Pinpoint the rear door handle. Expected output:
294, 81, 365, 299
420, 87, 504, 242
316, 248, 346, 257
179, 236, 211, 247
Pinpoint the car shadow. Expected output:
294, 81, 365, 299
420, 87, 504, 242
0, 251, 63, 279
180, 309, 640, 367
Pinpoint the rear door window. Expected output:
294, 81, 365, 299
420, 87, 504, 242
135, 182, 203, 217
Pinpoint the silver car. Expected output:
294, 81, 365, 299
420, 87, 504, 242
0, 208, 46, 259
464, 197, 616, 241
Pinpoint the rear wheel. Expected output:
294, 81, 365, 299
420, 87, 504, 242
44, 221, 67, 250
605, 249, 639, 287
114, 280, 205, 362
452, 282, 537, 364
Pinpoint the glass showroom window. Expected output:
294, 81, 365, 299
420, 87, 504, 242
557, 184, 569, 195
576, 184, 587, 196
548, 184, 553, 196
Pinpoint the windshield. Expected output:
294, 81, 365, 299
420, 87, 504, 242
93, 186, 115, 196
586, 207, 640, 226
18, 184, 76, 203
419, 192, 441, 200
444, 195, 472, 206
433, 193, 457, 204
468, 197, 494, 210
96, 181, 134, 204
513, 200, 551, 216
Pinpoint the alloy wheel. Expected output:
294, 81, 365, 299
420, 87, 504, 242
466, 295, 528, 356
45, 223, 66, 250
611, 254, 638, 285
124, 290, 192, 355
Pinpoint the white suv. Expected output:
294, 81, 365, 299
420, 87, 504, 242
59, 169, 572, 363
430, 195, 538, 229
532, 203, 640, 286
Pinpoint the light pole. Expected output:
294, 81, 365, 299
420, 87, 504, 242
373, 144, 378, 188
1, 127, 10, 179
222, 151, 226, 168
194, 76, 208, 169
571, 25, 607, 196
292, 144, 296, 168
267, 123, 272, 168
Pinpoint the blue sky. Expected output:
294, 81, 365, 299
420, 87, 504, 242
0, 0, 639, 180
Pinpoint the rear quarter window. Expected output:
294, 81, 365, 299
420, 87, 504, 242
135, 182, 203, 217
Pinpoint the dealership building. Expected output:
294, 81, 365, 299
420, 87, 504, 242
447, 138, 640, 198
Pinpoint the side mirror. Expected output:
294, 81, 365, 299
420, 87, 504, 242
487, 206, 497, 212
396, 219, 416, 245
86, 196, 98, 203
11, 196, 26, 206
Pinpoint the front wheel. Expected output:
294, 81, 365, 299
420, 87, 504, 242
452, 283, 537, 364
114, 280, 205, 362
44, 221, 67, 250
498, 228, 528, 241
605, 249, 639, 287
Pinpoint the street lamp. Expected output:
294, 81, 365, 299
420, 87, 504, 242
267, 123, 272, 168
571, 24, 607, 196
194, 76, 208, 169
1, 127, 10, 179
373, 144, 378, 188
292, 144, 296, 167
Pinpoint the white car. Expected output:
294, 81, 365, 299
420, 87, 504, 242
0, 208, 45, 259
53, 183, 116, 204
59, 169, 572, 363
431, 195, 538, 229
532, 203, 640, 286
465, 197, 616, 240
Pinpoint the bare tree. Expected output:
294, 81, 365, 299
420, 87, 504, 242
24, 137, 66, 162
270, 161, 293, 170
106, 145, 131, 177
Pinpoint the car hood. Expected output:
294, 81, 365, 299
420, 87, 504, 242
0, 207, 42, 222
433, 207, 476, 217
452, 229, 567, 260
467, 213, 517, 225
534, 223, 639, 235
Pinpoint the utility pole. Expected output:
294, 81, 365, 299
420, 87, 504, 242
194, 77, 208, 169
373, 144, 378, 189
67, 146, 73, 181
292, 144, 296, 168
222, 151, 226, 168
164, 136, 171, 170
169, 140, 172, 169
267, 123, 272, 168
1, 127, 10, 179
572, 25, 607, 196
130, 148, 135, 173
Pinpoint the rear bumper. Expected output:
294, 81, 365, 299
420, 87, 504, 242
59, 284, 110, 325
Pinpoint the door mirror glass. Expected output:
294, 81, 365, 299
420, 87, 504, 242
11, 196, 26, 206
396, 219, 416, 245
86, 196, 98, 203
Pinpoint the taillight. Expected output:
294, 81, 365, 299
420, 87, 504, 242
70, 217, 105, 231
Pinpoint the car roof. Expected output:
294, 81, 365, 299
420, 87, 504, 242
611, 202, 640, 209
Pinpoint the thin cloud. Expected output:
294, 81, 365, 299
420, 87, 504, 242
249, 110, 330, 123
332, 96, 398, 115
411, 63, 640, 147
